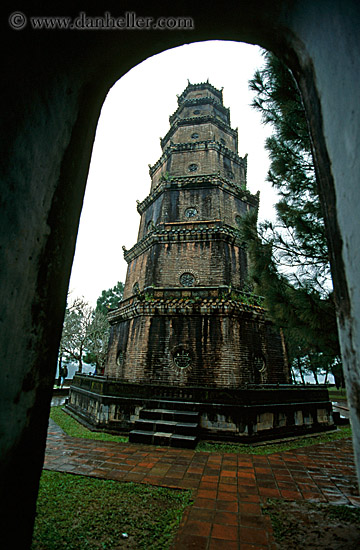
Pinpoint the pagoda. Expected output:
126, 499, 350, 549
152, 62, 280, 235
105, 80, 288, 386
67, 82, 334, 445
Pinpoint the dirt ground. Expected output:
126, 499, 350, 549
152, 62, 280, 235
263, 499, 360, 549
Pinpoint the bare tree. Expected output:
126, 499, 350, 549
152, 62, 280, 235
60, 297, 93, 373
84, 309, 110, 374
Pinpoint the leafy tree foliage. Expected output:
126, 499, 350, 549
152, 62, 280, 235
96, 281, 124, 314
60, 282, 124, 375
242, 51, 341, 383
249, 51, 330, 293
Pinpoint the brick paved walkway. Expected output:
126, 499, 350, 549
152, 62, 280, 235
44, 419, 360, 549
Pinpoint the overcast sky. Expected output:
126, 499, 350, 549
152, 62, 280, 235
69, 40, 276, 306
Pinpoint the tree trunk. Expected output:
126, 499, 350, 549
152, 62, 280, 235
297, 357, 306, 384
290, 366, 297, 383
312, 367, 319, 384
324, 368, 329, 384
308, 354, 319, 384
58, 353, 63, 386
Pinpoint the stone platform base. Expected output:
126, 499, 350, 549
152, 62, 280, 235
66, 374, 335, 443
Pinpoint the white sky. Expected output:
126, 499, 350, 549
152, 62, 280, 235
69, 40, 276, 306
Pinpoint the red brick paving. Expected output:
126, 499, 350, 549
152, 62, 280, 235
44, 419, 360, 549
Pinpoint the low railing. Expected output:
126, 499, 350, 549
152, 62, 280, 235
70, 373, 331, 406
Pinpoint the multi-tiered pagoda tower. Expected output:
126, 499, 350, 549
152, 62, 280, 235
105, 81, 288, 386
68, 82, 334, 444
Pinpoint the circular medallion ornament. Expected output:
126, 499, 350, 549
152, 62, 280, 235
188, 163, 198, 172
253, 354, 267, 383
116, 350, 125, 367
173, 349, 192, 369
254, 355, 266, 372
180, 272, 195, 287
235, 215, 242, 226
193, 109, 201, 115
185, 207, 198, 219
191, 132, 199, 139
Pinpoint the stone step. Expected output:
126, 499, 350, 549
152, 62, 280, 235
129, 430, 154, 445
175, 422, 199, 435
133, 419, 174, 434
153, 432, 172, 446
129, 430, 198, 448
130, 406, 199, 448
133, 418, 198, 435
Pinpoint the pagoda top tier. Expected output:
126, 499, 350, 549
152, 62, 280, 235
161, 81, 235, 151
169, 81, 229, 126
177, 80, 223, 105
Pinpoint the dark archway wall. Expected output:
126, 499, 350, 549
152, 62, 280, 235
1, 0, 359, 546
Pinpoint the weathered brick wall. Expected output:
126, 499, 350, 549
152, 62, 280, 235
137, 186, 249, 240
179, 103, 229, 124
168, 123, 237, 151
123, 239, 247, 299
105, 308, 288, 387
265, 323, 290, 383
151, 146, 246, 189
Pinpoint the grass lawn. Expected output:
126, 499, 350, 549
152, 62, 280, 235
51, 406, 352, 456
42, 405, 352, 548
197, 425, 352, 455
32, 471, 192, 550
50, 406, 129, 443
328, 387, 347, 400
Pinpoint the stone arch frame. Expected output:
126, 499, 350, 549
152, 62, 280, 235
1, 1, 360, 546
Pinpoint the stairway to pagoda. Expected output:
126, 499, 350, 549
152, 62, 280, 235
129, 406, 199, 449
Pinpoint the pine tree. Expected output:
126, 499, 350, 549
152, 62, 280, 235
241, 51, 340, 382
96, 281, 124, 314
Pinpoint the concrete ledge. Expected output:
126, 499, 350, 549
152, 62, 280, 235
66, 375, 334, 443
